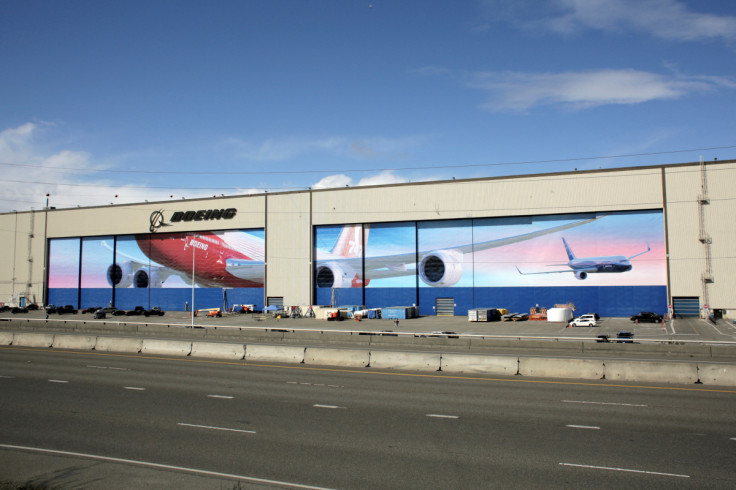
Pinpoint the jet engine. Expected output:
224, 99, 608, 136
107, 263, 159, 288
574, 271, 588, 280
419, 250, 463, 287
315, 262, 355, 288
107, 262, 134, 288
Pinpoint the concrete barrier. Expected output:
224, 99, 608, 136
141, 339, 192, 357
0, 332, 13, 345
369, 350, 441, 371
304, 347, 370, 368
191, 341, 245, 360
52, 334, 97, 350
94, 336, 143, 353
12, 333, 55, 348
519, 357, 604, 380
697, 363, 736, 386
441, 353, 518, 376
245, 344, 305, 363
604, 360, 698, 384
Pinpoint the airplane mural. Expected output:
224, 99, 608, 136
104, 230, 265, 289
314, 216, 601, 288
515, 237, 651, 280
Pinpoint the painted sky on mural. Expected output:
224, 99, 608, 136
1, 1, 735, 213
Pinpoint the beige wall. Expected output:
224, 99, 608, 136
0, 210, 47, 305
2, 160, 734, 311
311, 168, 663, 225
665, 162, 736, 309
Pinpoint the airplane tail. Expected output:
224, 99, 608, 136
562, 237, 576, 261
331, 225, 370, 258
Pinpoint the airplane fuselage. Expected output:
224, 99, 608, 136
569, 256, 632, 273
137, 233, 263, 287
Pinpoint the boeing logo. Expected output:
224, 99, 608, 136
170, 208, 237, 222
149, 210, 169, 233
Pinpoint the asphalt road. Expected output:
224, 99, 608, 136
1, 347, 735, 489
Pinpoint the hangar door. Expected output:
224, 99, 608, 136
435, 298, 455, 316
672, 297, 700, 318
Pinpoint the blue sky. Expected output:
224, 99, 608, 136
1, 0, 735, 212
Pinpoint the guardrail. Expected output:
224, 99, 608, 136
2, 317, 736, 346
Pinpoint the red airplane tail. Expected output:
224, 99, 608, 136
331, 225, 370, 258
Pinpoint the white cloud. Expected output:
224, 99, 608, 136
467, 68, 733, 111
487, 0, 736, 43
0, 123, 226, 212
311, 171, 408, 190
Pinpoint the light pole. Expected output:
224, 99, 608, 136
191, 233, 196, 328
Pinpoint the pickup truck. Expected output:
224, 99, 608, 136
630, 312, 663, 323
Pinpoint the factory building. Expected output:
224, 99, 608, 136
1, 159, 733, 319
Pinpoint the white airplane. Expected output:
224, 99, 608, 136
315, 216, 601, 288
515, 237, 650, 280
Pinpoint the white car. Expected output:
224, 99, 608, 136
569, 314, 598, 327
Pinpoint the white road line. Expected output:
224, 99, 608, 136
123, 386, 146, 391
48, 380, 69, 383
207, 395, 234, 399
286, 381, 298, 384
0, 444, 331, 489
559, 462, 689, 478
177, 423, 256, 434
87, 365, 128, 371
0, 375, 14, 379
566, 425, 600, 430
563, 400, 648, 407
730, 437, 736, 441
426, 414, 459, 419
313, 404, 344, 409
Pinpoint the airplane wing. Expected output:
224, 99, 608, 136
628, 242, 650, 259
515, 265, 580, 275
360, 216, 600, 275
225, 259, 266, 281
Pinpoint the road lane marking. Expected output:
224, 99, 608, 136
0, 444, 332, 489
559, 462, 689, 478
426, 414, 459, 419
207, 395, 234, 399
0, 375, 14, 378
313, 404, 344, 409
566, 425, 600, 430
48, 380, 69, 383
124, 386, 146, 391
87, 365, 128, 371
562, 400, 647, 407
178, 423, 256, 434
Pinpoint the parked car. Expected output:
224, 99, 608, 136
26, 304, 39, 310
429, 331, 459, 339
144, 306, 165, 317
113, 309, 127, 316
0, 305, 11, 312
11, 307, 29, 314
126, 306, 146, 316
569, 314, 598, 327
93, 310, 107, 319
57, 305, 77, 315
45, 305, 57, 314
630, 312, 663, 323
81, 306, 101, 314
